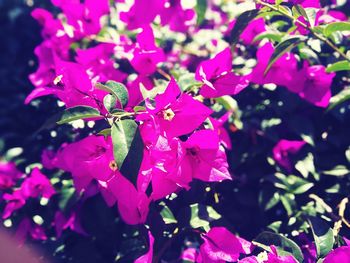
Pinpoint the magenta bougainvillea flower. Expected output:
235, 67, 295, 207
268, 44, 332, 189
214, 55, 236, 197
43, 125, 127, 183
183, 130, 231, 182
21, 168, 55, 199
54, 211, 87, 238
324, 246, 350, 263
138, 77, 212, 138
257, 0, 320, 7
180, 248, 199, 262
129, 26, 165, 75
265, 246, 298, 262
144, 136, 191, 200
298, 233, 317, 263
106, 173, 150, 225
198, 227, 254, 262
196, 48, 250, 98
290, 0, 320, 8
272, 139, 306, 171
251, 43, 335, 107
209, 112, 232, 150
126, 75, 154, 108
250, 42, 298, 88
2, 168, 54, 219
2, 190, 26, 219
160, 0, 195, 33
75, 43, 127, 83
0, 161, 22, 190
120, 0, 165, 30
15, 218, 47, 245
27, 56, 108, 110
135, 231, 154, 263
227, 18, 266, 45
291, 64, 335, 108
51, 0, 109, 37
54, 135, 115, 191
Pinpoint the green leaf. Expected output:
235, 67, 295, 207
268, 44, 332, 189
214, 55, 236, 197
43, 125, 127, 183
323, 165, 350, 177
111, 119, 138, 170
292, 5, 316, 28
119, 127, 144, 188
259, 190, 280, 211
327, 88, 350, 111
96, 81, 129, 108
253, 231, 304, 262
215, 96, 239, 111
57, 106, 101, 125
253, 32, 283, 43
308, 216, 334, 258
195, 0, 207, 25
229, 9, 260, 45
133, 106, 146, 113
98, 128, 111, 137
189, 204, 221, 230
295, 153, 318, 180
292, 5, 306, 18
267, 221, 282, 233
103, 94, 117, 112
324, 22, 350, 37
264, 36, 304, 75
326, 60, 350, 73
160, 205, 177, 224
280, 194, 294, 216
58, 183, 77, 213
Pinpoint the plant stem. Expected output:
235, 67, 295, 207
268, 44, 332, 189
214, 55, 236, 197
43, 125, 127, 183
256, 0, 350, 62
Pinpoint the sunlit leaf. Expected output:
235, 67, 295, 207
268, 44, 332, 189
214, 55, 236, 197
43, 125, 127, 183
57, 106, 101, 125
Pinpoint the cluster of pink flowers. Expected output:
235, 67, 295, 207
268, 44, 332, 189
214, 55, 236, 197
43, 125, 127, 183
1, 0, 349, 261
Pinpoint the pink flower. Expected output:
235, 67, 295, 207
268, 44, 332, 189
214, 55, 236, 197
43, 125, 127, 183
160, 0, 195, 33
290, 0, 320, 8
135, 231, 154, 263
184, 130, 232, 182
240, 256, 259, 262
250, 43, 298, 88
126, 75, 154, 108
295, 10, 346, 35
145, 136, 192, 200
251, 44, 335, 108
196, 48, 249, 98
41, 149, 57, 170
52, 0, 110, 37
15, 218, 47, 245
2, 190, 26, 219
76, 43, 127, 83
291, 64, 335, 108
272, 140, 306, 172
265, 246, 298, 263
180, 248, 199, 262
0, 161, 22, 190
55, 136, 115, 192
209, 112, 232, 150
120, 0, 165, 30
227, 18, 266, 45
138, 77, 213, 138
129, 26, 165, 75
52, 57, 108, 109
198, 227, 254, 262
106, 173, 150, 225
21, 168, 55, 199
54, 210, 87, 238
324, 246, 350, 263
27, 55, 108, 109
